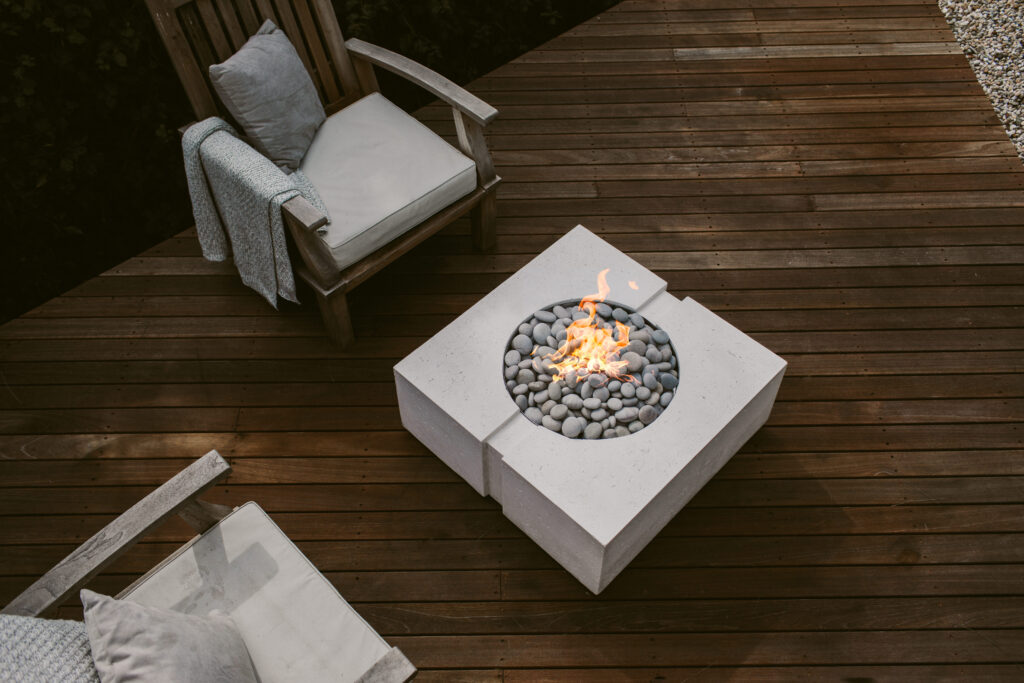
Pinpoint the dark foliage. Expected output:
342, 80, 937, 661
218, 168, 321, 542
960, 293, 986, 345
0, 0, 617, 323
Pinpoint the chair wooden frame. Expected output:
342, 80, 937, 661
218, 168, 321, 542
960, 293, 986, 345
145, 0, 500, 345
2, 451, 414, 682
2, 451, 233, 618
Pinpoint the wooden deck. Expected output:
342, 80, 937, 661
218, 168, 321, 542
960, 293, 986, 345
2, 0, 1023, 678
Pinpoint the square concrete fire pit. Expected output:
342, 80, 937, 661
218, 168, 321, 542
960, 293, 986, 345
394, 225, 786, 594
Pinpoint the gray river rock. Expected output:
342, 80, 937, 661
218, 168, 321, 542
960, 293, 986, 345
506, 302, 677, 439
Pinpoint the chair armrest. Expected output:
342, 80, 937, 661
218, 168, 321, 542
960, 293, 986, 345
345, 37, 498, 126
282, 194, 329, 233
182, 123, 327, 235
342, 41, 501, 189
178, 120, 338, 288
185, 125, 327, 233
282, 196, 338, 286
1, 451, 231, 617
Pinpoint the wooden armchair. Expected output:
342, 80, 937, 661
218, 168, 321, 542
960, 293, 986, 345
2, 451, 414, 682
145, 0, 500, 346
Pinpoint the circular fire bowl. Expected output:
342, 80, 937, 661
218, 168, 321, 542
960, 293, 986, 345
504, 299, 677, 439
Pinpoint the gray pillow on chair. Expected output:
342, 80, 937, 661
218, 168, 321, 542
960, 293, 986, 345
209, 19, 326, 173
81, 589, 258, 683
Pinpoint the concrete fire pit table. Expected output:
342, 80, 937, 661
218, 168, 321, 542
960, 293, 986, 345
394, 226, 786, 594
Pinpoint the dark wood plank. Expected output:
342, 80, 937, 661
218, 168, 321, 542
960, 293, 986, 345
567, 19, 951, 39
551, 30, 959, 51
473, 67, 982, 91
3, 475, 1023, 516
288, 0, 339, 102
496, 55, 967, 76
2, 305, 1021, 340
0, 372, 1019, 411
0, 396, 1020, 434
390, 632, 1024, 667
359, 596, 1024, 633
212, 0, 246, 49
4, 532, 1024, 575
617, 0, 939, 8
501, 667, 1023, 682
5, 505, 1024, 545
231, 0, 260, 35
2, 433, 1021, 476
193, 0, 233, 62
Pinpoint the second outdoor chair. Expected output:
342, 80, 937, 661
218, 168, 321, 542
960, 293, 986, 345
146, 0, 500, 346
2, 451, 414, 682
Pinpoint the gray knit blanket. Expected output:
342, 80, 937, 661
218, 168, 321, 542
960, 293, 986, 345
183, 117, 330, 308
0, 614, 100, 682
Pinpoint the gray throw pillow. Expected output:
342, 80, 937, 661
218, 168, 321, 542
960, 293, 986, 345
81, 589, 258, 683
0, 613, 100, 683
209, 19, 325, 173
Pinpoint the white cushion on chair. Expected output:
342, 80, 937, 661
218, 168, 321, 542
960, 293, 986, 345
120, 502, 392, 683
300, 92, 477, 271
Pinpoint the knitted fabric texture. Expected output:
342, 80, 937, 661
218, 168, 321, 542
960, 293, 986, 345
0, 614, 100, 683
183, 117, 330, 308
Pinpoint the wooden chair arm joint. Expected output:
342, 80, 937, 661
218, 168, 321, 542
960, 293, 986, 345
282, 197, 337, 286
283, 195, 329, 232
345, 37, 498, 126
452, 110, 498, 186
178, 498, 234, 533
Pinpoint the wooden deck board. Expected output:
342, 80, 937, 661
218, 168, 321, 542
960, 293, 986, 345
1, 0, 1023, 677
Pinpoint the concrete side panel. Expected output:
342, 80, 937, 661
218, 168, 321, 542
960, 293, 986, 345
598, 364, 787, 592
500, 462, 607, 594
395, 370, 487, 495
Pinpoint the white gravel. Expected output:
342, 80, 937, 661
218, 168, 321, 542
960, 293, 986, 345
938, 0, 1024, 163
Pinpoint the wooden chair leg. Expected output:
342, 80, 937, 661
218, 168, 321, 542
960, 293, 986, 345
471, 191, 497, 252
316, 288, 355, 347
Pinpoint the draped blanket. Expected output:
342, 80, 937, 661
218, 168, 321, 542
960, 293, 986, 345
182, 117, 328, 308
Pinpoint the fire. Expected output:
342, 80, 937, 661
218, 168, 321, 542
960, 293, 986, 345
543, 269, 637, 385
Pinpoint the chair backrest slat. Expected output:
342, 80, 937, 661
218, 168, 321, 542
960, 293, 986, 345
146, 0, 219, 118
312, 0, 360, 100
179, 4, 221, 88
291, 0, 340, 102
231, 0, 261, 35
252, 0, 275, 25
145, 0, 363, 121
213, 0, 247, 49
194, 0, 234, 61
268, 0, 312, 73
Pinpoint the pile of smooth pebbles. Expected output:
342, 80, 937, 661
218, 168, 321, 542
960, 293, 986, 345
504, 302, 677, 439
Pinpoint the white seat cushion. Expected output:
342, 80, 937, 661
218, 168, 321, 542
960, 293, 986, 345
300, 92, 477, 271
120, 502, 392, 683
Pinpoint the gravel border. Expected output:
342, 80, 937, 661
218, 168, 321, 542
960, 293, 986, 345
938, 0, 1024, 163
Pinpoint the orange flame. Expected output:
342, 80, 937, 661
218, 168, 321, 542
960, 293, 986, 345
544, 269, 636, 385
581, 268, 612, 310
